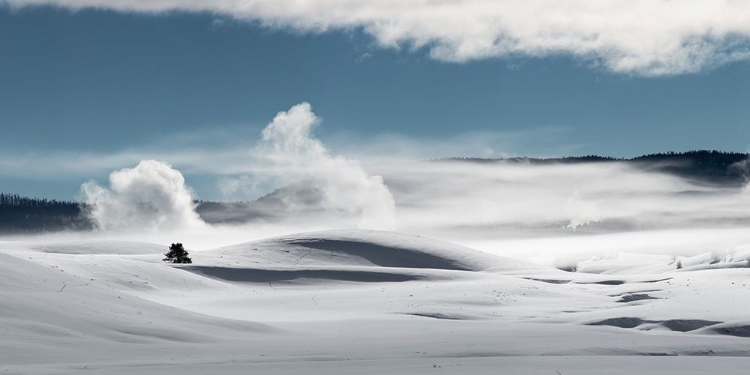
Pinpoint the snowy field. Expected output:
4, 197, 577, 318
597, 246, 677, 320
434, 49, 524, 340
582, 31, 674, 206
5, 0, 750, 372
3, 105, 750, 373
2, 229, 750, 374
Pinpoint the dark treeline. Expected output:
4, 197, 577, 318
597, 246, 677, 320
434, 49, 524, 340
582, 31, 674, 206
0, 193, 93, 234
2, 151, 749, 234
436, 150, 750, 185
435, 155, 619, 164
630, 150, 749, 183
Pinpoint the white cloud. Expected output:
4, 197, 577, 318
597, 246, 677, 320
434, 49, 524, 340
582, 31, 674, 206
327, 127, 578, 161
0, 124, 576, 205
9, 0, 750, 75
81, 159, 206, 232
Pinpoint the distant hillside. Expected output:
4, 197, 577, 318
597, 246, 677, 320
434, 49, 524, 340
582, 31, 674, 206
436, 150, 749, 185
0, 193, 93, 234
195, 180, 341, 225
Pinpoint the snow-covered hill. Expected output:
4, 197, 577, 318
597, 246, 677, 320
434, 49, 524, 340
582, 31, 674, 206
2, 230, 750, 374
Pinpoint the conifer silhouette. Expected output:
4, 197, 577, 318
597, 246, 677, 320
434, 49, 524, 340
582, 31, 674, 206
163, 243, 192, 264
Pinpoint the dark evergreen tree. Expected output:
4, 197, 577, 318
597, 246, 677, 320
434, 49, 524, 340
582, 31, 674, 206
163, 243, 192, 264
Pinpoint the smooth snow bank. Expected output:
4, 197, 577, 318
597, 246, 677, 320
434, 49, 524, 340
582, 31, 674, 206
3, 230, 750, 374
209, 229, 535, 272
0, 251, 273, 361
573, 249, 750, 274
0, 240, 167, 255
26, 240, 167, 255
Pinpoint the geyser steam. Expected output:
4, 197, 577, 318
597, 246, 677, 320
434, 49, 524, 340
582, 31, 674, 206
81, 160, 205, 231
250, 102, 396, 230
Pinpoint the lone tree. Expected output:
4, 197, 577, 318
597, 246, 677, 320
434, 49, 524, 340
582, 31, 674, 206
163, 243, 192, 264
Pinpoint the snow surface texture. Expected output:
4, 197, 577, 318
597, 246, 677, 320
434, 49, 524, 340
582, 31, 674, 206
2, 229, 750, 374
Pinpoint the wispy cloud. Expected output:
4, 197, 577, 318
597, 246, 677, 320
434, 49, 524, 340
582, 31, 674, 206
8, 0, 750, 75
0, 121, 573, 184
327, 126, 581, 161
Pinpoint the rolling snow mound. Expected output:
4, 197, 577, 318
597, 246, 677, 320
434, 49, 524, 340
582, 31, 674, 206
209, 229, 532, 272
27, 240, 167, 255
0, 240, 166, 255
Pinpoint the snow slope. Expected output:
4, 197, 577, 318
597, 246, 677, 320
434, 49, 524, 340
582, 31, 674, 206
2, 230, 750, 374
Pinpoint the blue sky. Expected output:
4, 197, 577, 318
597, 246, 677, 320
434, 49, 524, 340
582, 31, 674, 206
2, 4, 750, 200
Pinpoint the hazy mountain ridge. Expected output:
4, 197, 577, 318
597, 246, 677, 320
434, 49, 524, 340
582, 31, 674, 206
436, 150, 750, 185
195, 180, 329, 225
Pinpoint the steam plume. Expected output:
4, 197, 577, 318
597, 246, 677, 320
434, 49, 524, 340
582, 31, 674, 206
249, 102, 396, 230
81, 160, 205, 231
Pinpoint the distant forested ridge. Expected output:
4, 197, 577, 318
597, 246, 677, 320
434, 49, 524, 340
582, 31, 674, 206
0, 193, 93, 234
436, 150, 750, 185
1, 150, 749, 233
